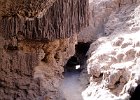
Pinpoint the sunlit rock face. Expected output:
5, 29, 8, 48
78, 0, 140, 43
84, 33, 140, 100
82, 0, 140, 100
0, 0, 89, 100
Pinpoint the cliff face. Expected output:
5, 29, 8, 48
0, 0, 89, 100
82, 0, 140, 100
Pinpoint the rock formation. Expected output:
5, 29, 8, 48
1, 0, 88, 41
0, 0, 89, 100
82, 0, 140, 100
1, 0, 140, 100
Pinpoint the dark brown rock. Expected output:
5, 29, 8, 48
1, 0, 89, 41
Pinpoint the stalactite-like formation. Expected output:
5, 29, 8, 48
1, 0, 89, 41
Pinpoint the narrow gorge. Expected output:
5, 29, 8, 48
1, 0, 140, 100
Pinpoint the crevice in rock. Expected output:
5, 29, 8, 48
64, 56, 80, 73
60, 42, 91, 100
76, 42, 91, 55
63, 42, 91, 73
75, 42, 91, 68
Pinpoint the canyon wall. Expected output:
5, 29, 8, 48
0, 0, 89, 100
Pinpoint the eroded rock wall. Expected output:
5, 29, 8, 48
82, 0, 140, 100
78, 0, 140, 43
1, 0, 88, 41
0, 32, 78, 100
0, 0, 89, 100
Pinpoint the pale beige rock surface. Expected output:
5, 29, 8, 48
83, 32, 140, 100
82, 0, 140, 100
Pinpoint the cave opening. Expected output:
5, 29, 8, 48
75, 42, 91, 55
64, 56, 80, 73
75, 42, 91, 67
60, 42, 91, 99
63, 42, 91, 74
130, 84, 140, 100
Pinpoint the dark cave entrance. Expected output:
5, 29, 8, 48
63, 42, 91, 74
64, 56, 80, 72
75, 42, 91, 66
61, 42, 91, 99
75, 42, 91, 55
130, 84, 140, 100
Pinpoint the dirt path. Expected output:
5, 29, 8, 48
60, 71, 84, 100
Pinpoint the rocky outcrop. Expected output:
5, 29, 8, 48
82, 0, 140, 100
0, 33, 78, 100
0, 0, 89, 100
83, 33, 140, 100
78, 0, 140, 43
